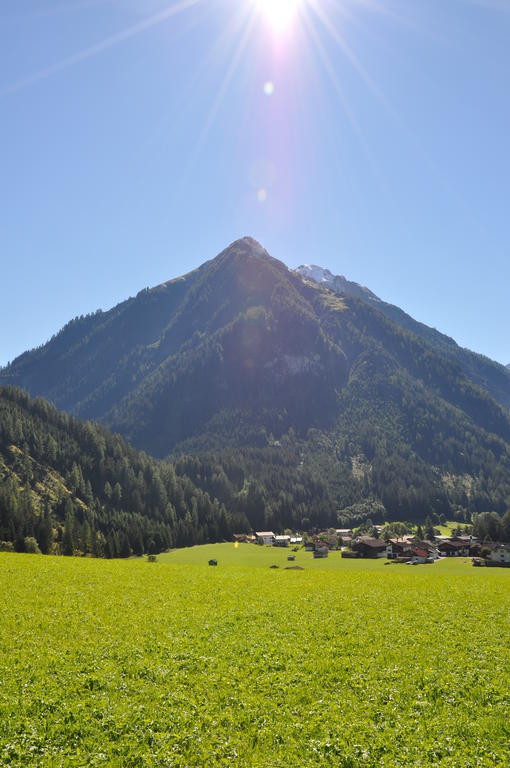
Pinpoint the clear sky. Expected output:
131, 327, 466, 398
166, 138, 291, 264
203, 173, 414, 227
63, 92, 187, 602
1, 0, 509, 368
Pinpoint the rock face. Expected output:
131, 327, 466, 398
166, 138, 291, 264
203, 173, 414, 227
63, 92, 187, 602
295, 265, 379, 303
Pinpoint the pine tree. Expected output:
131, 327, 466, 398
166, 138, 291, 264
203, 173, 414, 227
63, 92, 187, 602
82, 520, 93, 555
37, 509, 54, 555
119, 532, 131, 558
62, 502, 75, 556
113, 482, 122, 507
424, 516, 435, 540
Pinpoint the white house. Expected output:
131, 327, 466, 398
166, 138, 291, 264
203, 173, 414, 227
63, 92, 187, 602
386, 539, 412, 560
410, 546, 429, 564
488, 545, 510, 565
273, 535, 291, 548
255, 531, 275, 546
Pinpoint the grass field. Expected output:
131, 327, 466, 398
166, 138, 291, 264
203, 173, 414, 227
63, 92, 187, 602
159, 542, 393, 570
434, 521, 471, 537
1, 550, 509, 767
158, 542, 475, 573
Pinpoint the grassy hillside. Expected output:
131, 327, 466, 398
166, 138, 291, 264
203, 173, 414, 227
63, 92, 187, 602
1, 552, 508, 767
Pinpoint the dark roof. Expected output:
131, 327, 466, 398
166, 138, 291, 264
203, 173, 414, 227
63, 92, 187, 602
354, 537, 387, 549
438, 539, 467, 550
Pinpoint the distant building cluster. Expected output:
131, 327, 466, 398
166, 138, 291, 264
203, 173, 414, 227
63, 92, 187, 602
231, 529, 510, 567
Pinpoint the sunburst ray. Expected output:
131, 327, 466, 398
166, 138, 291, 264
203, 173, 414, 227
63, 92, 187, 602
1, 0, 201, 97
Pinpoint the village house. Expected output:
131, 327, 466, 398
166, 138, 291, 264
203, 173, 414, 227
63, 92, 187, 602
386, 539, 413, 560
437, 538, 471, 557
351, 537, 387, 559
487, 544, 510, 566
410, 546, 430, 564
273, 535, 291, 548
255, 531, 275, 546
388, 537, 439, 562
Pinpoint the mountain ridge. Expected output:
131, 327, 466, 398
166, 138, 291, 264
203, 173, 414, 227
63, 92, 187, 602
295, 263, 510, 410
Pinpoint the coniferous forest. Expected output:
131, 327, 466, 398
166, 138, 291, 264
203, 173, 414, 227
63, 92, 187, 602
0, 387, 249, 557
2, 382, 510, 557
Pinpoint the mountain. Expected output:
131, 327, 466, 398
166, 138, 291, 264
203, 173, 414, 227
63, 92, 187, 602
0, 387, 246, 556
296, 265, 510, 410
1, 239, 348, 452
2, 237, 510, 527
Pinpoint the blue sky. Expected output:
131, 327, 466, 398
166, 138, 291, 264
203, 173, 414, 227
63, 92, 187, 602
1, 0, 509, 367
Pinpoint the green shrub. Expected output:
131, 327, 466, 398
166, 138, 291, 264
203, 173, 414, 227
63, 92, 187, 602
23, 537, 41, 554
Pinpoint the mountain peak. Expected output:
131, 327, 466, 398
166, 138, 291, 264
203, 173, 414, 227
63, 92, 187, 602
223, 237, 268, 259
208, 238, 291, 286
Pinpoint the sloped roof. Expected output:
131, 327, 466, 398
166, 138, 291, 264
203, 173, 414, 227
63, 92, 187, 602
355, 537, 387, 548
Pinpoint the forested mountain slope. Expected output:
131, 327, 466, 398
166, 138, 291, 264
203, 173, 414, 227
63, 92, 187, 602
296, 264, 510, 410
2, 238, 510, 526
0, 387, 247, 556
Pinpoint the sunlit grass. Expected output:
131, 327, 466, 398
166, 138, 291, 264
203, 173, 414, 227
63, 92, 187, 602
1, 551, 509, 766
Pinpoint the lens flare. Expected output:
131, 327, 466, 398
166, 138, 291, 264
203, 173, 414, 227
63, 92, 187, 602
256, 0, 302, 32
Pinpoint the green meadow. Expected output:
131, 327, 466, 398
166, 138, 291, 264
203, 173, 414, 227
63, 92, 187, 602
159, 542, 473, 572
1, 550, 509, 767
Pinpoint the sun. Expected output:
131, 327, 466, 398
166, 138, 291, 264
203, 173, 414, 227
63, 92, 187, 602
255, 0, 303, 33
